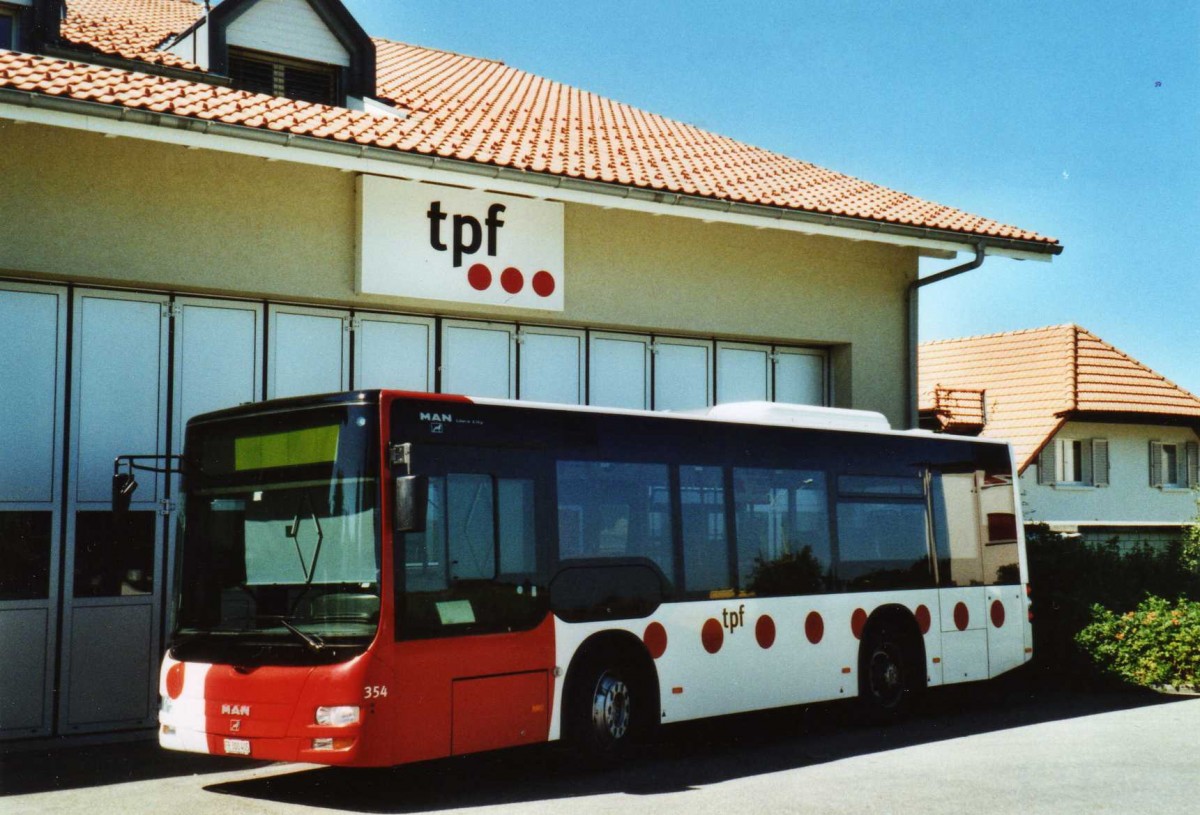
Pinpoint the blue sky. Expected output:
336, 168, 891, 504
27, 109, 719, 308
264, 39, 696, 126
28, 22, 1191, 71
345, 1, 1199, 394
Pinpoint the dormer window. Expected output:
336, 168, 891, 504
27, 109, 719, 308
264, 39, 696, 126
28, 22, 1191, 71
1, 9, 16, 50
171, 0, 376, 109
228, 47, 340, 106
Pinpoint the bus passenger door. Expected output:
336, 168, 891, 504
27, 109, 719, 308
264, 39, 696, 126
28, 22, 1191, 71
933, 472, 988, 684
389, 449, 555, 764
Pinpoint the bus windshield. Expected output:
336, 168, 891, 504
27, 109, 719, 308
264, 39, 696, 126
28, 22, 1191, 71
171, 402, 380, 664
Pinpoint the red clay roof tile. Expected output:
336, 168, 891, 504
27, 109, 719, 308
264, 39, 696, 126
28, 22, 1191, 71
0, 1, 1060, 249
919, 325, 1200, 470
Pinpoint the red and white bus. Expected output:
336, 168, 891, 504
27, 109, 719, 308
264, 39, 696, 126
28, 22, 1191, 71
155, 390, 1031, 766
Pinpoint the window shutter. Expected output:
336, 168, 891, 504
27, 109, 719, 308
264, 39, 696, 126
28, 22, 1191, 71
1038, 442, 1057, 486
1187, 441, 1199, 488
1149, 441, 1163, 487
1091, 439, 1109, 487
1079, 441, 1093, 486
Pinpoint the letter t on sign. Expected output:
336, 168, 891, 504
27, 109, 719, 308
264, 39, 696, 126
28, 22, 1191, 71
427, 201, 447, 251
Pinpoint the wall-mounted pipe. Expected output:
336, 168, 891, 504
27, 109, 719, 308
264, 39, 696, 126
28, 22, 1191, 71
905, 242, 986, 428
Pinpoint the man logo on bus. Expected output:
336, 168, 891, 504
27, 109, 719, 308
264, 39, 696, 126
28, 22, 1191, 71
221, 704, 250, 717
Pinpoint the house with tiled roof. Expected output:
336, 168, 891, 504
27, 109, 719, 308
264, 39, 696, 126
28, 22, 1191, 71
1, 0, 1060, 743
919, 325, 1200, 545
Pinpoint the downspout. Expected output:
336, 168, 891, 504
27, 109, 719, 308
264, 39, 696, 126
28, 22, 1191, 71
906, 241, 986, 428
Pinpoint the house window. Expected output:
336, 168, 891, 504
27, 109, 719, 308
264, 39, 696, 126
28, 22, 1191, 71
1057, 439, 1084, 483
228, 47, 340, 106
1150, 441, 1198, 488
0, 11, 16, 50
1038, 437, 1109, 487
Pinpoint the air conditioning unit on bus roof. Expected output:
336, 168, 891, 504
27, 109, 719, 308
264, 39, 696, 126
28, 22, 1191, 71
694, 402, 892, 433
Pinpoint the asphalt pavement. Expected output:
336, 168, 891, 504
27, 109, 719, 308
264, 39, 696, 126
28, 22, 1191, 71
3, 679, 1198, 814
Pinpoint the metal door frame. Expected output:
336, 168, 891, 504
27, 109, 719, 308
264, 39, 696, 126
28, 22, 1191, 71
0, 280, 66, 740
166, 296, 264, 644
267, 304, 351, 399
59, 288, 170, 733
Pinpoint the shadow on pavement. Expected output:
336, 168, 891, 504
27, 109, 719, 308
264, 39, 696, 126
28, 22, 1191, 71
199, 674, 1188, 814
0, 736, 265, 796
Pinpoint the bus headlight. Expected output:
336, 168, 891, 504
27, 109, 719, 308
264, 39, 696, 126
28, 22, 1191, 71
315, 706, 360, 726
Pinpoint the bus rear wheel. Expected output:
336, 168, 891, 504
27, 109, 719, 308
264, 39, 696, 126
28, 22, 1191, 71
858, 623, 919, 722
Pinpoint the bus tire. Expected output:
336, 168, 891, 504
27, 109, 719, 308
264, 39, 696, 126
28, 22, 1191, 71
857, 620, 921, 723
564, 645, 651, 766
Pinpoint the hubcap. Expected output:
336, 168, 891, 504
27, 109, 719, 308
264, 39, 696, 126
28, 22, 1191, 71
591, 672, 630, 741
869, 647, 904, 706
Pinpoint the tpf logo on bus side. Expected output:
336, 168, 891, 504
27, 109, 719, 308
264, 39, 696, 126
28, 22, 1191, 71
722, 605, 746, 634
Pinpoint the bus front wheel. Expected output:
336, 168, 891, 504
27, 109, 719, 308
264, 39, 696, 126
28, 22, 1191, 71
565, 648, 649, 765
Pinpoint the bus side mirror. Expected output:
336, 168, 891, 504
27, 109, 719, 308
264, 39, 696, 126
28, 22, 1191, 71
112, 472, 138, 515
394, 475, 428, 533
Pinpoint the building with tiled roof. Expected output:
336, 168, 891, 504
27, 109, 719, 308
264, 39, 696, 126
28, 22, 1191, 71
1, 0, 1061, 744
919, 325, 1199, 543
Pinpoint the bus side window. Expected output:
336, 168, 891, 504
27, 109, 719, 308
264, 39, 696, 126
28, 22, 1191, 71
930, 472, 985, 587
979, 472, 1020, 585
835, 475, 932, 590
400, 471, 544, 637
555, 460, 673, 583
498, 478, 537, 575
679, 465, 733, 596
446, 474, 496, 581
732, 468, 832, 596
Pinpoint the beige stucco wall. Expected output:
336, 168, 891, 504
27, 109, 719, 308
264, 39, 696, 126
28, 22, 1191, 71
0, 122, 917, 423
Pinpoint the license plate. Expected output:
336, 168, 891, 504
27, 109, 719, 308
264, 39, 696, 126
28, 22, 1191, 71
223, 738, 251, 756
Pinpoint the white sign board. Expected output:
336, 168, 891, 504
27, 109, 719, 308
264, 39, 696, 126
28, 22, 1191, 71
358, 176, 565, 311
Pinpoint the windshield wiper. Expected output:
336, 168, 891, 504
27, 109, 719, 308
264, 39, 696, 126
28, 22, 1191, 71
279, 617, 325, 653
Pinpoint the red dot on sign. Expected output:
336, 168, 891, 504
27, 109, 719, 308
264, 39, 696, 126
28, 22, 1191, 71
851, 608, 868, 640
915, 605, 932, 635
991, 599, 1006, 628
701, 618, 724, 654
166, 662, 185, 700
954, 602, 970, 631
532, 270, 556, 297
500, 266, 524, 294
755, 615, 776, 649
805, 611, 824, 644
644, 622, 668, 659
467, 263, 492, 291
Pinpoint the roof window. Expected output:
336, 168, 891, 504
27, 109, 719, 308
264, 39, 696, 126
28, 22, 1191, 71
0, 9, 16, 50
228, 47, 339, 106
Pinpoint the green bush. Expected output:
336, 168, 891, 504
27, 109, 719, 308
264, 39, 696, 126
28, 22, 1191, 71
1075, 596, 1200, 690
1023, 523, 1200, 684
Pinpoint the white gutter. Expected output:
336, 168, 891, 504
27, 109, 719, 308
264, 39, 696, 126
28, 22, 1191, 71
0, 88, 1062, 262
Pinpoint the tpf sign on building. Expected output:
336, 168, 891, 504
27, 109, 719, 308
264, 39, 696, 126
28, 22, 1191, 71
358, 176, 565, 311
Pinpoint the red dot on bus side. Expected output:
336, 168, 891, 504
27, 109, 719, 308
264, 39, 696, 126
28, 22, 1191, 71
755, 615, 776, 649
805, 611, 824, 644
532, 270, 556, 297
701, 618, 724, 654
954, 602, 970, 631
991, 599, 1006, 628
851, 608, 868, 640
500, 266, 524, 294
166, 662, 185, 700
915, 605, 932, 635
467, 263, 492, 291
644, 622, 668, 659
